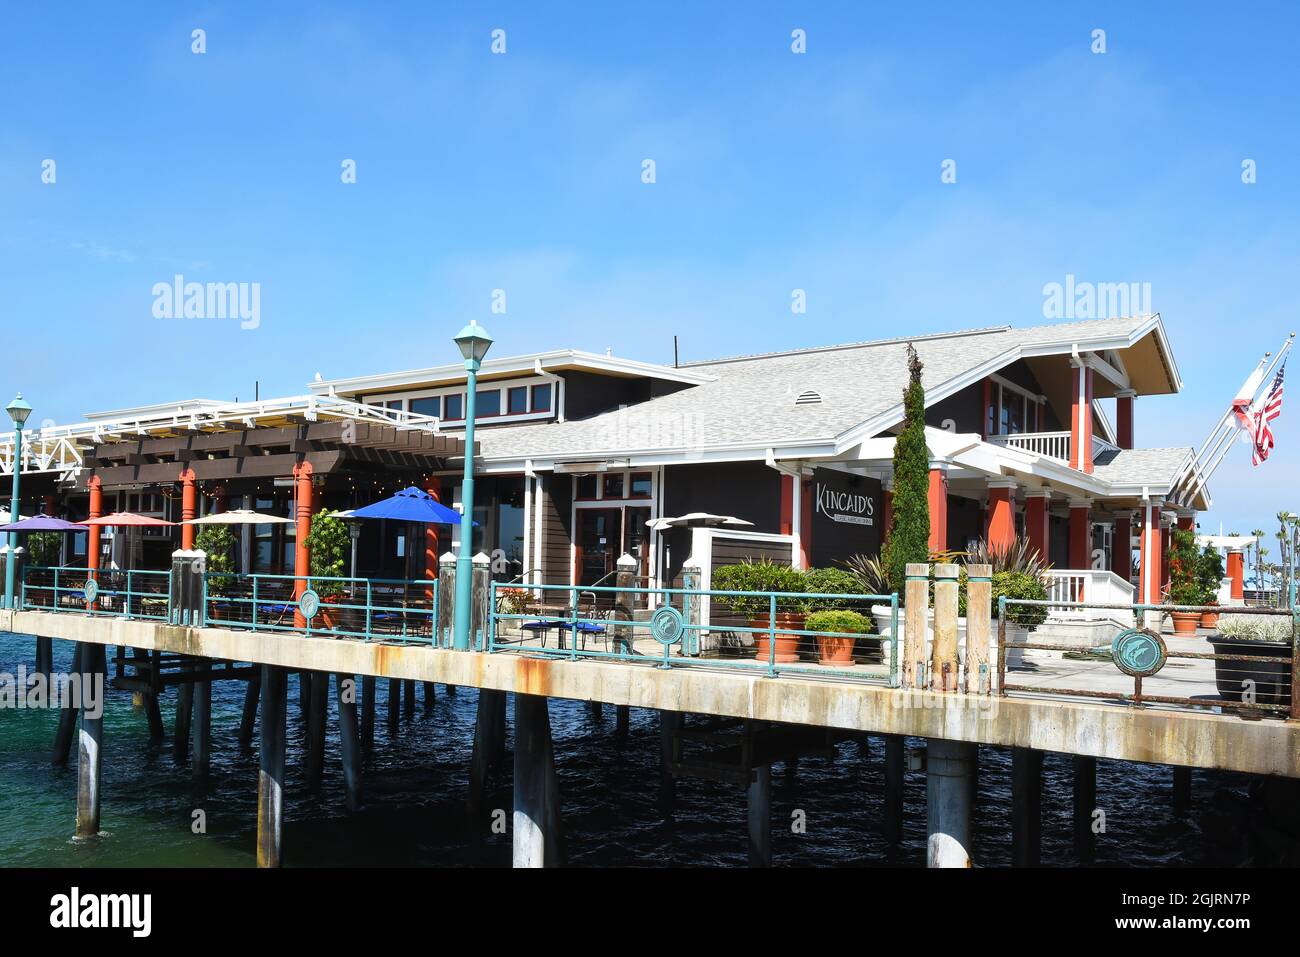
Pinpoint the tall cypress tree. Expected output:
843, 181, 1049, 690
883, 343, 930, 591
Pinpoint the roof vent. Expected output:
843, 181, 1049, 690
795, 390, 822, 406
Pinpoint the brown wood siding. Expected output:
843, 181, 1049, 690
540, 473, 573, 587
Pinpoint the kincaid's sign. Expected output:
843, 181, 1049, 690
814, 483, 875, 526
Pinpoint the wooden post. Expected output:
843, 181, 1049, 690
964, 563, 992, 694
883, 733, 904, 842
512, 693, 563, 867
52, 641, 84, 765
931, 563, 959, 692
588, 701, 603, 721
403, 679, 416, 721
471, 551, 490, 650
902, 563, 929, 690
469, 688, 504, 811
306, 669, 327, 785
437, 552, 456, 648
1073, 755, 1096, 862
336, 674, 362, 812
193, 668, 212, 779
1012, 748, 1043, 867
144, 693, 165, 743
257, 665, 288, 868
616, 704, 630, 735
35, 636, 52, 680
747, 765, 772, 867
422, 681, 435, 714
173, 658, 194, 765
387, 678, 400, 735
360, 675, 375, 754
75, 644, 107, 838
238, 671, 261, 746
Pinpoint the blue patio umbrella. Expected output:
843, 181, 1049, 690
350, 486, 470, 525
0, 515, 87, 533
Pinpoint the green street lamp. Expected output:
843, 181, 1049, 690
452, 321, 493, 651
5, 393, 32, 610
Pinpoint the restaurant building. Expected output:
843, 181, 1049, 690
2, 315, 1208, 607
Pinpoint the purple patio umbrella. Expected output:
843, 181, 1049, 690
0, 515, 87, 533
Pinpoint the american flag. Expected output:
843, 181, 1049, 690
1251, 361, 1285, 465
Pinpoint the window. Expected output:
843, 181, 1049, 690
476, 389, 501, 417
385, 399, 403, 412
531, 383, 552, 413
410, 396, 440, 418
576, 475, 598, 499
629, 472, 653, 497
507, 386, 528, 414
602, 474, 624, 499
445, 393, 464, 420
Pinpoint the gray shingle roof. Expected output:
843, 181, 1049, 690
474, 316, 1157, 461
1091, 447, 1193, 486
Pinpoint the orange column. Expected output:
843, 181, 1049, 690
1227, 548, 1244, 601
1176, 512, 1194, 533
799, 476, 813, 568
1115, 389, 1135, 450
1024, 491, 1050, 562
779, 474, 793, 534
927, 465, 948, 552
180, 469, 197, 550
1139, 501, 1165, 605
1068, 500, 1092, 570
1069, 363, 1094, 473
1113, 512, 1133, 582
985, 482, 1017, 550
44, 494, 57, 517
86, 477, 103, 609
424, 475, 442, 596
293, 462, 313, 628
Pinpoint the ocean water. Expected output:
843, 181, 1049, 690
0, 632, 1262, 867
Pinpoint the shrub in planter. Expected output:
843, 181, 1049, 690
194, 524, 237, 599
1198, 544, 1225, 627
1208, 613, 1293, 707
712, 560, 810, 662
991, 570, 1049, 627
305, 512, 350, 627
804, 567, 862, 610
805, 609, 872, 664
1167, 528, 1202, 634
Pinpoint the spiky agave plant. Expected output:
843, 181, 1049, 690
962, 538, 1051, 581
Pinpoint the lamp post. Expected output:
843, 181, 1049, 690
5, 393, 32, 609
452, 321, 493, 650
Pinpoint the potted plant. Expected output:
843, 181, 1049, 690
194, 524, 237, 619
1167, 528, 1202, 635
305, 511, 350, 630
1197, 544, 1225, 628
1206, 613, 1292, 707
805, 609, 872, 665
712, 559, 809, 662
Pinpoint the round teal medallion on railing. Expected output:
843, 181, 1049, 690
1111, 628, 1167, 677
649, 605, 685, 647
83, 579, 98, 603
298, 589, 320, 621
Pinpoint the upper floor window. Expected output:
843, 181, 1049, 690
477, 389, 501, 417
410, 396, 440, 418
507, 386, 528, 414
987, 378, 1043, 437
531, 383, 552, 413
445, 393, 464, 420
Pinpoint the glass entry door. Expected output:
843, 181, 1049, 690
577, 508, 621, 586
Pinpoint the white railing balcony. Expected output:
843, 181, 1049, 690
988, 431, 1072, 461
1044, 569, 1135, 622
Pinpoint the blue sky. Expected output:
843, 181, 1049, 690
1, 2, 1297, 532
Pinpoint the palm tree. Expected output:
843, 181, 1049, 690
1252, 528, 1266, 592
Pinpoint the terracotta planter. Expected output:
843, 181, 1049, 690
752, 612, 805, 663
816, 634, 858, 665
1171, 610, 1200, 635
1200, 608, 1219, 629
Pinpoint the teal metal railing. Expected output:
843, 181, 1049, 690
202, 572, 439, 645
20, 565, 172, 621
490, 582, 898, 683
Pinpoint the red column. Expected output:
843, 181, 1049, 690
1113, 512, 1133, 582
779, 474, 793, 534
985, 483, 1017, 550
1115, 390, 1135, 450
1139, 501, 1165, 605
213, 485, 227, 514
180, 469, 197, 550
424, 475, 442, 593
882, 484, 894, 546
1070, 363, 1094, 473
43, 494, 57, 517
1176, 512, 1194, 533
1068, 500, 1092, 570
927, 466, 948, 553
799, 476, 813, 568
293, 462, 313, 628
1024, 492, 1050, 562
86, 477, 103, 608
1227, 548, 1244, 601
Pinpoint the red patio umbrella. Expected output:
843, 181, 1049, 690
78, 512, 177, 527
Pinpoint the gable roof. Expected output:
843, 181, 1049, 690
474, 315, 1175, 463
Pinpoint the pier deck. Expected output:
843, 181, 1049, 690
5, 607, 1297, 779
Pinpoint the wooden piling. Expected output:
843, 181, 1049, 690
1073, 755, 1096, 863
173, 658, 194, 765
615, 704, 630, 735
747, 765, 772, 867
469, 688, 504, 810
257, 665, 288, 868
144, 693, 165, 743
238, 671, 261, 746
75, 644, 107, 839
588, 700, 603, 721
360, 675, 375, 754
902, 563, 929, 689
883, 733, 904, 842
931, 563, 959, 692
964, 563, 993, 693
336, 674, 363, 812
512, 693, 563, 867
35, 636, 52, 679
1012, 748, 1043, 867
52, 641, 85, 766
306, 669, 327, 785
387, 677, 400, 735
193, 670, 212, 779
403, 678, 416, 721
422, 680, 435, 714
